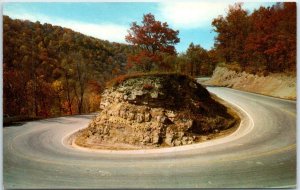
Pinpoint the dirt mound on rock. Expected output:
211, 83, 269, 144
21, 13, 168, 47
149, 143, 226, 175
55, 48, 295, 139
75, 74, 238, 149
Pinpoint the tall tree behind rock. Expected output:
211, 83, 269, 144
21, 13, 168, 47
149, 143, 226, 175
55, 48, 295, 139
125, 13, 180, 72
186, 43, 210, 76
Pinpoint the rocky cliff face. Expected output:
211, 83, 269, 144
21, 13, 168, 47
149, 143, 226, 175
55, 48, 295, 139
75, 74, 237, 149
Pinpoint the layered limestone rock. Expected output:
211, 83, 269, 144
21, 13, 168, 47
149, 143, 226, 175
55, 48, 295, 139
76, 74, 237, 149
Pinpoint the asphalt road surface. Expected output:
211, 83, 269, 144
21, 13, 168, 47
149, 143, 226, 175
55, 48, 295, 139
4, 87, 296, 189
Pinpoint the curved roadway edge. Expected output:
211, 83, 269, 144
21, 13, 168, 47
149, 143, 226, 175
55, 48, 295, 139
3, 87, 296, 188
65, 96, 250, 154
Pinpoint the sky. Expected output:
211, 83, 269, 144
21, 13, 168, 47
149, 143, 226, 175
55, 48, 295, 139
3, 1, 275, 53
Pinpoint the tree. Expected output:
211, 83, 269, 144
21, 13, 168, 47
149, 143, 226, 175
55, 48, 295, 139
125, 13, 180, 72
212, 3, 250, 65
71, 52, 89, 114
3, 15, 135, 118
245, 3, 296, 72
211, 2, 296, 73
175, 54, 190, 75
186, 43, 210, 76
52, 80, 64, 115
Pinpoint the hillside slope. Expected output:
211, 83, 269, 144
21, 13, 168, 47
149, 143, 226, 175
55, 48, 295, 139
205, 67, 296, 100
3, 15, 135, 117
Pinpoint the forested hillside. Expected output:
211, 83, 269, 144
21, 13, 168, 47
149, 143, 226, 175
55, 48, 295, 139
212, 2, 296, 73
3, 2, 296, 119
3, 15, 135, 117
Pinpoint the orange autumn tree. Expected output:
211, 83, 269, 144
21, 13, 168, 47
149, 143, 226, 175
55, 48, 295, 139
125, 13, 180, 72
212, 2, 296, 73
212, 3, 250, 65
245, 3, 296, 72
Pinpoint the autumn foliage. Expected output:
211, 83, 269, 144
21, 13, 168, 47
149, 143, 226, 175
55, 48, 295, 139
125, 13, 180, 72
3, 16, 134, 118
3, 2, 296, 120
212, 2, 296, 73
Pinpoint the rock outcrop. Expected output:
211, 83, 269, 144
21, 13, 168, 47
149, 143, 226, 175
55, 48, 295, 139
205, 66, 296, 100
75, 74, 237, 149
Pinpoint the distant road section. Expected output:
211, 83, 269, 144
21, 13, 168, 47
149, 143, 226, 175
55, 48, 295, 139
4, 87, 296, 188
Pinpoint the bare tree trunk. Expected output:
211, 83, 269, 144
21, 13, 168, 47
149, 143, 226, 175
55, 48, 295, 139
190, 62, 194, 77
33, 74, 38, 117
57, 96, 62, 115
65, 73, 73, 115
75, 59, 86, 114
78, 85, 85, 114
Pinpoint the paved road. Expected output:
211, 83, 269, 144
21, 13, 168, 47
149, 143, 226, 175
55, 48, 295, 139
4, 87, 296, 188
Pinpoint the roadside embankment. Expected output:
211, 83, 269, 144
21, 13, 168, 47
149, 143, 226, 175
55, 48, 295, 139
204, 67, 296, 100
